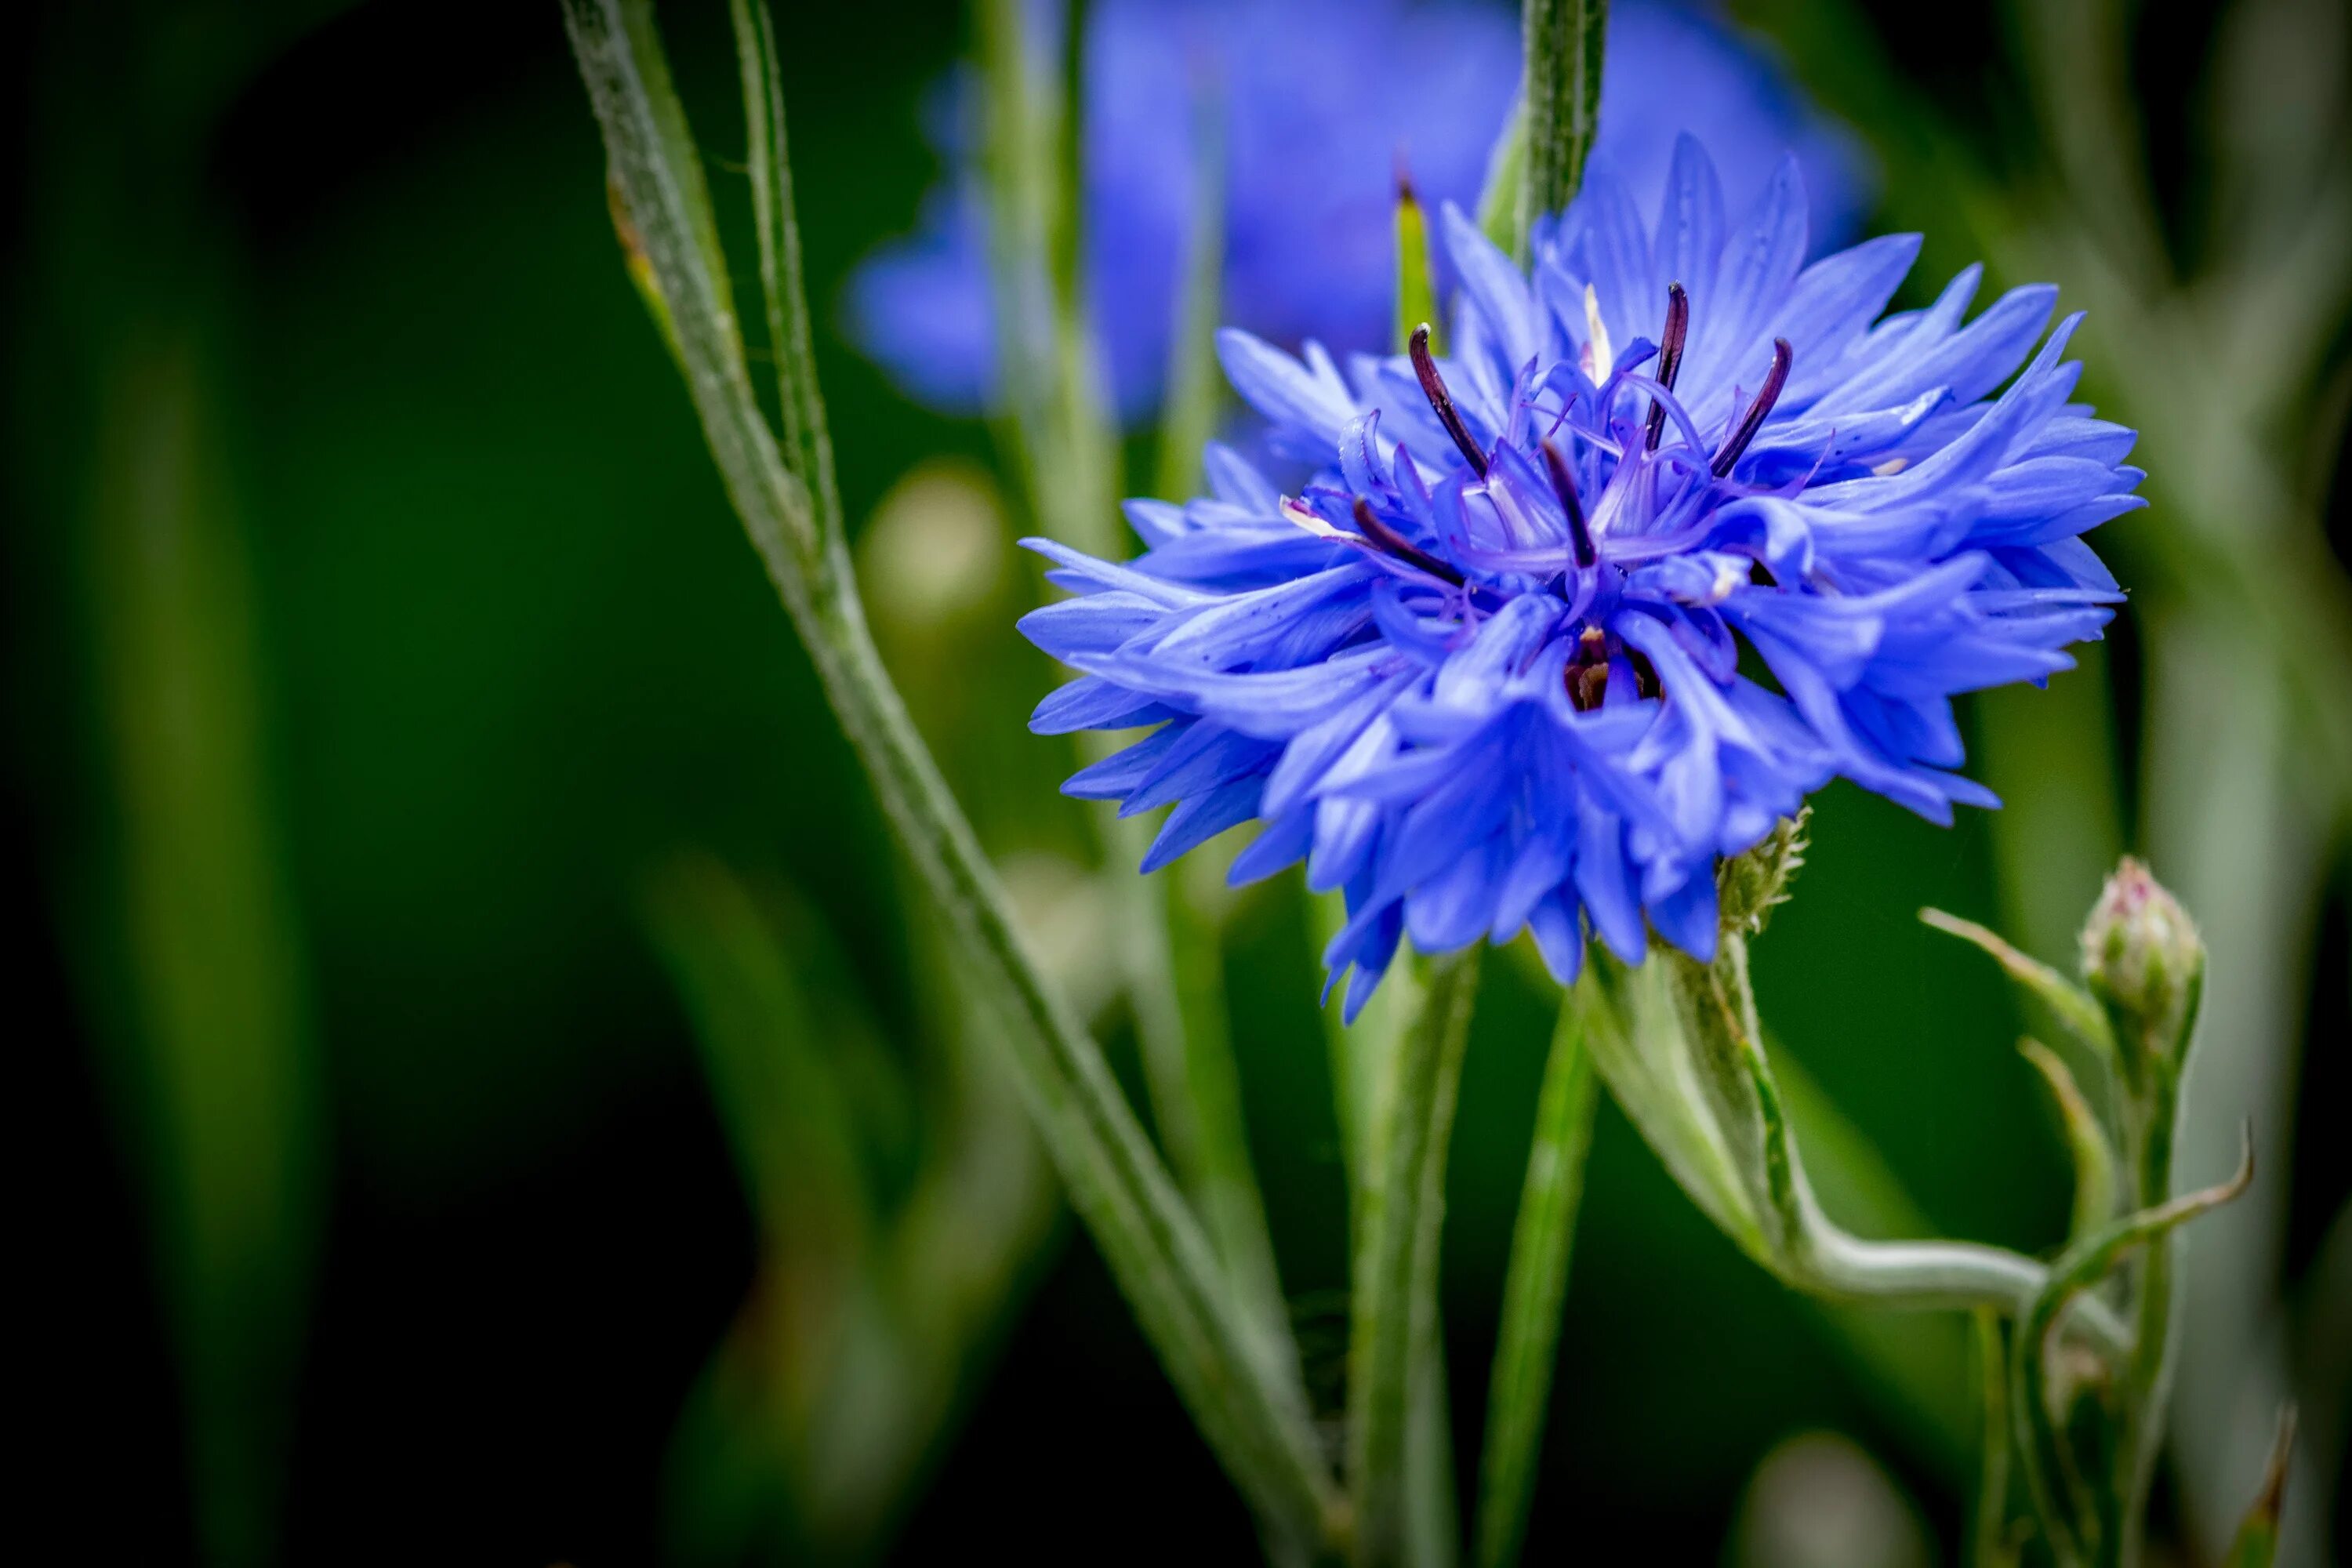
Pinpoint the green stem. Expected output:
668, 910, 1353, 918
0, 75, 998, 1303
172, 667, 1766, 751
1168, 867, 1304, 1423
979, 0, 1308, 1443
1971, 1309, 2018, 1568
1515, 0, 1606, 241
2114, 1052, 2187, 1566
1634, 936, 2132, 1354
561, 1, 1341, 1549
1155, 77, 1225, 502
1349, 949, 1482, 1568
1474, 1001, 1598, 1568
2011, 1129, 2254, 1566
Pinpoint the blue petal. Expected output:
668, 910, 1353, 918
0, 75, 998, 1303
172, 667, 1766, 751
1142, 776, 1267, 873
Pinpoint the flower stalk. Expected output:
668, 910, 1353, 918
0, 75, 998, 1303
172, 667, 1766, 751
561, 0, 1341, 1551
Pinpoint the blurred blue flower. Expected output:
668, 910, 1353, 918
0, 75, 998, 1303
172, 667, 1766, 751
851, 0, 1871, 422
1018, 140, 2142, 1016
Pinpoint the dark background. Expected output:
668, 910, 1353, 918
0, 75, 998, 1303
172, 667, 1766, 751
12, 0, 2346, 1563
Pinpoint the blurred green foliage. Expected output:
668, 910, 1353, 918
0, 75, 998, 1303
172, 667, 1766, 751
12, 0, 2344, 1563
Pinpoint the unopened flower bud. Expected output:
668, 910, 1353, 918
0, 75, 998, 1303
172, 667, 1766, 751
2080, 857, 2203, 1066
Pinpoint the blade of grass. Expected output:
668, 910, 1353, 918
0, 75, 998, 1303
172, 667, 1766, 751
1395, 172, 1441, 355
85, 318, 322, 1568
729, 0, 835, 535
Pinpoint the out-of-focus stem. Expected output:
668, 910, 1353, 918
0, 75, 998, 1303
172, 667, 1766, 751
976, 0, 1306, 1435
1475, 1001, 1597, 1568
1971, 1309, 2018, 1568
563, 1, 1342, 1548
1515, 0, 1607, 250
1349, 949, 1481, 1568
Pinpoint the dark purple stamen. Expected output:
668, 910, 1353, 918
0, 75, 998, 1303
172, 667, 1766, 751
1711, 337, 1792, 478
1539, 437, 1596, 569
1644, 282, 1690, 452
1352, 496, 1465, 586
1409, 323, 1489, 477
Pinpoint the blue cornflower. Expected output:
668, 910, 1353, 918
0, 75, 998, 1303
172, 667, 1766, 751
851, 0, 1870, 422
1018, 140, 2142, 1018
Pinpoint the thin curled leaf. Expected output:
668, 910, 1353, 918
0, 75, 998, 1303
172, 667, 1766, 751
2017, 1037, 2118, 1243
1922, 906, 2115, 1061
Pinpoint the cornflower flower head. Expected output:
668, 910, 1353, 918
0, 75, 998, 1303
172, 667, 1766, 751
851, 0, 1870, 421
1019, 139, 2143, 1018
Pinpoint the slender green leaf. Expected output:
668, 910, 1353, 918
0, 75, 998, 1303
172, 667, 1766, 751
1350, 949, 1482, 1568
560, 2, 1341, 1548
642, 854, 874, 1261
1516, 0, 1606, 237
1314, 891, 1423, 1199
1165, 868, 1307, 1437
1407, 1333, 1463, 1568
2017, 1038, 2118, 1243
1921, 907, 2115, 1064
86, 316, 321, 1568
619, 0, 736, 341
1475, 94, 1528, 258
1395, 173, 1440, 357
729, 0, 837, 537
1474, 1001, 1597, 1568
